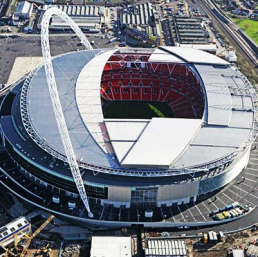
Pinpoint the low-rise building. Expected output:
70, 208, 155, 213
145, 239, 187, 257
171, 16, 209, 45
37, 5, 113, 31
120, 3, 162, 45
90, 236, 132, 257
247, 244, 258, 257
232, 249, 245, 257
12, 1, 33, 24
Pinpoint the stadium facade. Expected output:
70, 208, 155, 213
0, 45, 257, 224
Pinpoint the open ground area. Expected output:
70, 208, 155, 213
232, 18, 258, 44
0, 34, 118, 85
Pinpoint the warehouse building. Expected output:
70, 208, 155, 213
145, 239, 187, 256
37, 5, 113, 31
12, 1, 33, 25
120, 3, 162, 42
90, 236, 133, 257
247, 244, 258, 257
171, 16, 209, 45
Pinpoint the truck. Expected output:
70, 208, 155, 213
215, 213, 225, 221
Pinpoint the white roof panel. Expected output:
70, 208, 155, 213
194, 65, 232, 126
229, 111, 254, 128
160, 46, 229, 65
121, 118, 203, 168
105, 120, 148, 141
148, 48, 185, 63
231, 95, 253, 110
111, 142, 136, 163
192, 127, 251, 148
174, 145, 234, 168
91, 237, 131, 257
76, 50, 116, 153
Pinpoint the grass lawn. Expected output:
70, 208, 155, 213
232, 18, 258, 44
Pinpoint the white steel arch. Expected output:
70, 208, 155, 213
41, 7, 93, 217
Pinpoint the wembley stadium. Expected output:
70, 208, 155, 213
0, 8, 257, 227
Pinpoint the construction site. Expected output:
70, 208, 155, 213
0, 212, 91, 257
2, 206, 258, 257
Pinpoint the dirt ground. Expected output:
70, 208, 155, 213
25, 249, 59, 257
187, 228, 258, 257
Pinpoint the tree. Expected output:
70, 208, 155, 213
244, 23, 250, 30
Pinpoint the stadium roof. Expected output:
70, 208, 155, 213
28, 50, 117, 168
160, 46, 229, 65
148, 48, 185, 63
120, 118, 203, 168
76, 49, 117, 154
23, 47, 254, 171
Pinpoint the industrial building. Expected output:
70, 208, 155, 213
90, 236, 133, 257
12, 1, 33, 25
37, 5, 113, 31
120, 3, 162, 43
145, 239, 187, 257
171, 16, 209, 45
247, 244, 258, 257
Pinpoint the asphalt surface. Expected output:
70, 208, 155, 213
0, 33, 118, 84
161, 19, 173, 46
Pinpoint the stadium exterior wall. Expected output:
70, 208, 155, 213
2, 127, 251, 208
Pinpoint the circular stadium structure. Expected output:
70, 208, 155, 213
0, 8, 257, 227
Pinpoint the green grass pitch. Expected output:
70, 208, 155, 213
103, 101, 174, 119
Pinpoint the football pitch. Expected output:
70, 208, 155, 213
103, 101, 174, 119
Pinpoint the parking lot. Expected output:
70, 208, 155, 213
161, 19, 173, 46
0, 33, 118, 84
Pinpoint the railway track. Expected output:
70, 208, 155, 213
199, 0, 258, 68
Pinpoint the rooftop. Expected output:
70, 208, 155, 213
90, 236, 132, 257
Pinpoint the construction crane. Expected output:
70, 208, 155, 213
20, 215, 55, 257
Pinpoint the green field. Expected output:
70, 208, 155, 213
103, 101, 174, 119
232, 18, 258, 44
